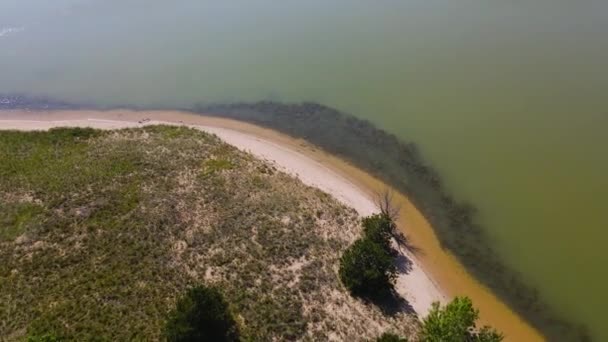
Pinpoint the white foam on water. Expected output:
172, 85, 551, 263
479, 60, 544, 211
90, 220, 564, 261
0, 27, 25, 38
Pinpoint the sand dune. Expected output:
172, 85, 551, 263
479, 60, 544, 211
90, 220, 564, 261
0, 112, 446, 317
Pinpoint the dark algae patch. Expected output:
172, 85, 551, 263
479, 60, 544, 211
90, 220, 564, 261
199, 102, 591, 342
0, 124, 419, 341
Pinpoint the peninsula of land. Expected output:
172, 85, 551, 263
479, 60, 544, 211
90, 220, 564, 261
0, 109, 544, 341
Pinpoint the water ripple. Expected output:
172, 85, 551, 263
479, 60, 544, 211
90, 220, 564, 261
0, 27, 25, 38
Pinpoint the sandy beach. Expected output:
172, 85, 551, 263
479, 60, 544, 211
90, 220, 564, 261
0, 109, 544, 341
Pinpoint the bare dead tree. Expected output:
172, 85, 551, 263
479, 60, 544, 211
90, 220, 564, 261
375, 188, 422, 255
375, 188, 401, 221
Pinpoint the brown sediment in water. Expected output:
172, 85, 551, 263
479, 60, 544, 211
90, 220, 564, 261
0, 109, 544, 341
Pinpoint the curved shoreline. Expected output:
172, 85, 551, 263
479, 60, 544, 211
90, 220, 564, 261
0, 109, 543, 341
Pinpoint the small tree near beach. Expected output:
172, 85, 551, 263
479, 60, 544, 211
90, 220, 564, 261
362, 214, 395, 253
421, 297, 503, 342
164, 285, 239, 342
339, 190, 404, 299
339, 209, 402, 300
339, 237, 396, 298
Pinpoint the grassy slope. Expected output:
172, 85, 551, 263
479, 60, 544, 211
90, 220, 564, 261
0, 126, 417, 341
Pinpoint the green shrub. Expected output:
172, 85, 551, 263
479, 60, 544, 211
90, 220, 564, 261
164, 286, 239, 342
376, 332, 407, 341
53, 126, 98, 137
26, 333, 62, 342
339, 214, 399, 299
421, 297, 503, 342
202, 158, 234, 177
476, 326, 505, 342
362, 214, 394, 252
338, 238, 396, 298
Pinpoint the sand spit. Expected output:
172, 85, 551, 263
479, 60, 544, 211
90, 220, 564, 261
0, 109, 544, 341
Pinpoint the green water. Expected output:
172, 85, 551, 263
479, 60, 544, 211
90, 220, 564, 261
1, 1, 607, 339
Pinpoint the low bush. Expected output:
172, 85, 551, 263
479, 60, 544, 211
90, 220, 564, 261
164, 286, 239, 342
339, 237, 396, 299
362, 214, 395, 253
376, 332, 408, 341
421, 297, 503, 342
339, 214, 399, 299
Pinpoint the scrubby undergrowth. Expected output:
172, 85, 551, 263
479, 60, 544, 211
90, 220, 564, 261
0, 126, 418, 341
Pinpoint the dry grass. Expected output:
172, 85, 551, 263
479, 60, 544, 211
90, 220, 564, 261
0, 126, 418, 341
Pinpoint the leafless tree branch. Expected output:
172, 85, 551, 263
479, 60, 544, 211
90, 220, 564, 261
375, 188, 401, 221
375, 188, 422, 255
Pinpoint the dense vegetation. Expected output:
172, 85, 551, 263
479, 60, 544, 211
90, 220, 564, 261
164, 285, 238, 341
0, 126, 419, 340
339, 214, 397, 300
376, 332, 408, 342
421, 297, 502, 342
339, 233, 396, 299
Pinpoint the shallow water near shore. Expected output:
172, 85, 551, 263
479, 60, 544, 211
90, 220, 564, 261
1, 1, 607, 340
